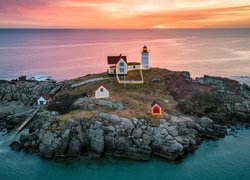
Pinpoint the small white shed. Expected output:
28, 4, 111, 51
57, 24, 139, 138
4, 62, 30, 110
37, 93, 51, 105
95, 83, 109, 99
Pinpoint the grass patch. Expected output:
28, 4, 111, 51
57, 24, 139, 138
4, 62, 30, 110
55, 109, 100, 121
56, 68, 182, 121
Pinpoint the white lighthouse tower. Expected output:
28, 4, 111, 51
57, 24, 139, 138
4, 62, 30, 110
141, 45, 149, 69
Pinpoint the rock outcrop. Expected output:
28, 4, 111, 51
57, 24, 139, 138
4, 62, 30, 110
1, 69, 249, 162
0, 79, 56, 105
14, 112, 227, 161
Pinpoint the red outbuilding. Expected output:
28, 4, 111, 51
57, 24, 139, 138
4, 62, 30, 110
151, 101, 162, 116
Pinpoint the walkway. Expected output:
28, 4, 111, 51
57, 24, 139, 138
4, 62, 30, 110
16, 106, 41, 134
72, 77, 110, 88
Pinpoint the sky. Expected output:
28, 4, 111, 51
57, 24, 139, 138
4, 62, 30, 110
0, 0, 250, 29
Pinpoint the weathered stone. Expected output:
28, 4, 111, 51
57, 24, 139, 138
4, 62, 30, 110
166, 126, 178, 137
109, 114, 120, 123
98, 112, 109, 119
151, 78, 161, 82
89, 121, 104, 155
95, 100, 113, 108
132, 128, 143, 138
10, 141, 23, 151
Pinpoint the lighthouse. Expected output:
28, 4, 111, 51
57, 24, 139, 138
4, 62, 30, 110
141, 45, 149, 69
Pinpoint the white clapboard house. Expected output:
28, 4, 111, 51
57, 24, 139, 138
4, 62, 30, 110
107, 46, 150, 75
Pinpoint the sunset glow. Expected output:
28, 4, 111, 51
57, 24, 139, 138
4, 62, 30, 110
0, 0, 250, 28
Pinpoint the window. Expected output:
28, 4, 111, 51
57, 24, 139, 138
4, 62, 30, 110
120, 62, 124, 66
100, 88, 103, 92
120, 68, 124, 73
133, 65, 136, 68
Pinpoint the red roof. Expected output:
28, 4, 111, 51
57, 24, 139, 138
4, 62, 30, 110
107, 55, 127, 65
96, 83, 109, 91
42, 93, 51, 101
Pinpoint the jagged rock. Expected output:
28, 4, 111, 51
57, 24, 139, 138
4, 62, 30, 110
171, 116, 195, 129
120, 117, 134, 130
87, 104, 95, 110
151, 78, 161, 82
18, 76, 26, 81
132, 128, 143, 138
70, 97, 92, 110
38, 128, 70, 158
10, 141, 23, 151
195, 117, 214, 129
95, 100, 113, 108
89, 121, 104, 155
11, 112, 231, 161
166, 126, 178, 137
0, 79, 56, 105
98, 112, 110, 119
49, 83, 63, 96
67, 137, 82, 156
6, 112, 27, 126
109, 114, 120, 123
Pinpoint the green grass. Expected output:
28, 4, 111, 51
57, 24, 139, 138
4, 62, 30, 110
55, 68, 181, 121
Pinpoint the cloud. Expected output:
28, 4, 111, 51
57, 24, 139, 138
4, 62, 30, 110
0, 0, 250, 28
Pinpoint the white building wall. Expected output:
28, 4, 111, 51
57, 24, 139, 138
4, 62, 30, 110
37, 97, 47, 105
128, 65, 141, 70
116, 59, 127, 75
95, 87, 109, 98
108, 67, 116, 74
141, 52, 149, 69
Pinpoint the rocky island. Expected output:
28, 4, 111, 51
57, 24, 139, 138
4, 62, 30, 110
1, 68, 250, 161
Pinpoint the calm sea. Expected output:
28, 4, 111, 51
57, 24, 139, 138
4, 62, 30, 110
1, 29, 250, 179
0, 129, 250, 180
0, 29, 250, 81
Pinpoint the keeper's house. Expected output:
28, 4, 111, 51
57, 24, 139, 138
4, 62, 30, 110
107, 46, 150, 75
107, 55, 128, 75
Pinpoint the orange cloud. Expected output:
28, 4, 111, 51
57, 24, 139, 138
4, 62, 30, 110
0, 0, 250, 28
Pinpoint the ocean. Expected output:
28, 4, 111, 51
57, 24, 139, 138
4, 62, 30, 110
0, 29, 250, 81
0, 128, 250, 180
1, 29, 250, 179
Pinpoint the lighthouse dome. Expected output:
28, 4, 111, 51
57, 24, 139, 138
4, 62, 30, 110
142, 45, 148, 52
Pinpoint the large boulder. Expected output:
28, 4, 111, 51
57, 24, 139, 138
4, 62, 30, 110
38, 128, 70, 158
89, 121, 104, 155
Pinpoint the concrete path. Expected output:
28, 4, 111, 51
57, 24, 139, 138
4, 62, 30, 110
72, 77, 110, 88
16, 106, 41, 134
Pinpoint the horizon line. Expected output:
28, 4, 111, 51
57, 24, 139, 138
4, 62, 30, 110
1, 27, 250, 30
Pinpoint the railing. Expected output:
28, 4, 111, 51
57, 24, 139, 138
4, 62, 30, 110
116, 69, 144, 84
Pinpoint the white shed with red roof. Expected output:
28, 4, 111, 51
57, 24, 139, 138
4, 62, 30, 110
37, 93, 51, 105
95, 83, 109, 99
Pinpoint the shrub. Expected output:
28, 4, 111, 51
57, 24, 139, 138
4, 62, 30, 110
47, 93, 87, 114
176, 92, 223, 117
